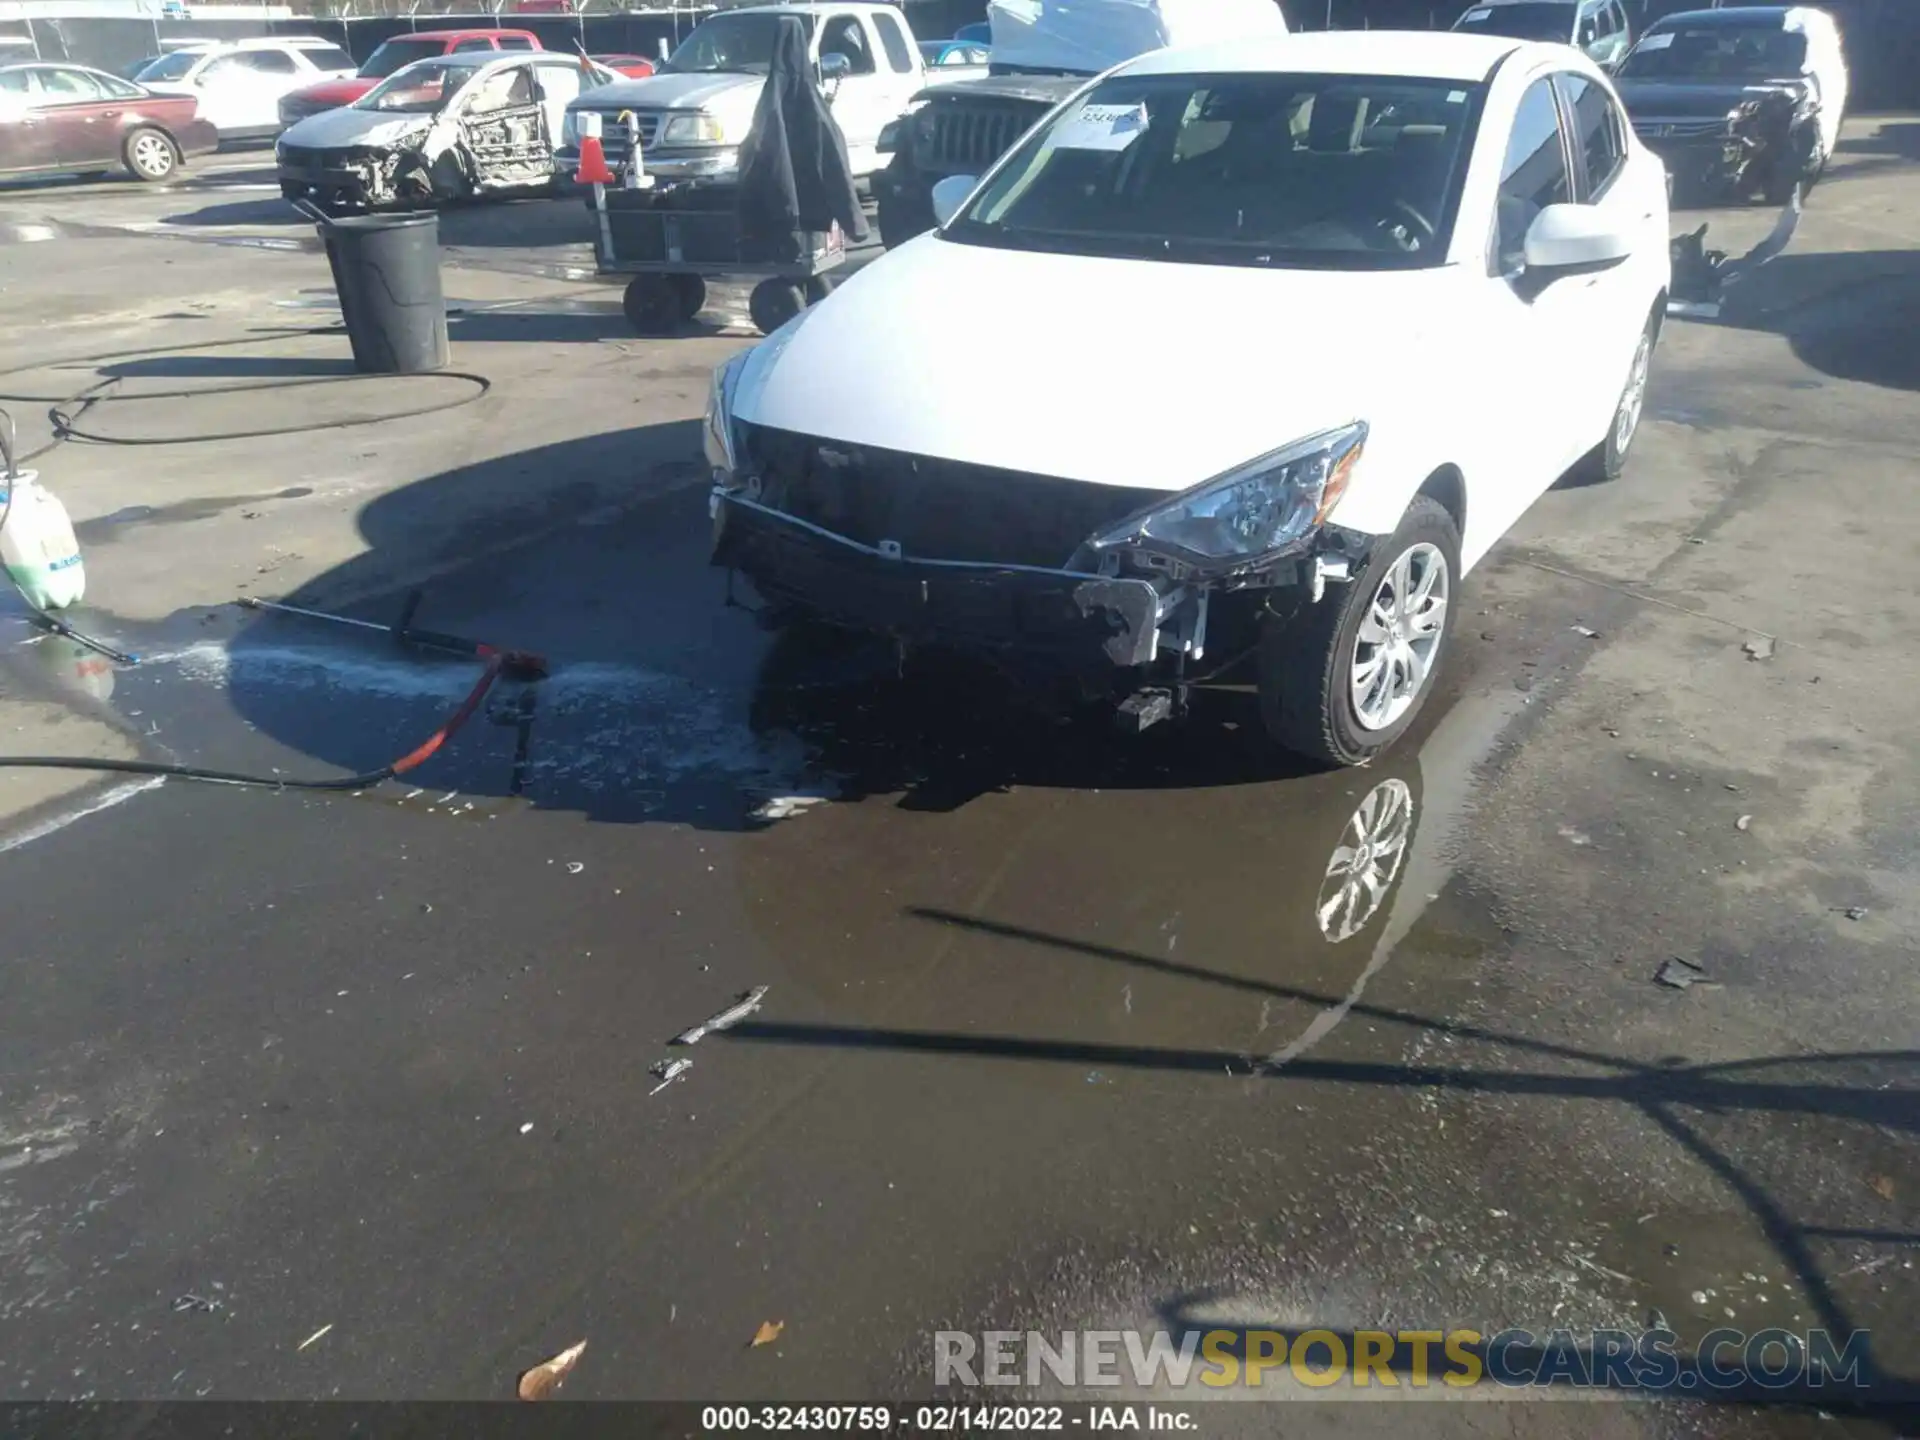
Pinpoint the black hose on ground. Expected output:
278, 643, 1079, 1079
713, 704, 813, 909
0, 325, 489, 455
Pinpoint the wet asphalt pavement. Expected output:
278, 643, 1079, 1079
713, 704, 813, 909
2, 134, 1918, 1434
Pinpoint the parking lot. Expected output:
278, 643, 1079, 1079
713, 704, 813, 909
1, 118, 1917, 1432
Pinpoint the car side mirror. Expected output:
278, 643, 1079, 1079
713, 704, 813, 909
1522, 202, 1632, 274
930, 173, 977, 227
819, 52, 851, 83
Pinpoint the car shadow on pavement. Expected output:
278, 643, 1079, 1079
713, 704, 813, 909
1714, 248, 1920, 391
1834, 121, 1920, 163
106, 419, 1434, 832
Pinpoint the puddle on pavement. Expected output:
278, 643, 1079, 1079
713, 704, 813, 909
74, 488, 314, 544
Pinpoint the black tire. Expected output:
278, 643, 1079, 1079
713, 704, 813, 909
622, 275, 681, 335
1258, 496, 1460, 767
1567, 311, 1657, 486
803, 273, 838, 304
748, 278, 806, 336
122, 126, 179, 183
670, 272, 707, 321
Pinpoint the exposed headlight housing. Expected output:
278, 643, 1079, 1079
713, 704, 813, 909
1087, 422, 1368, 574
704, 350, 749, 477
660, 112, 727, 146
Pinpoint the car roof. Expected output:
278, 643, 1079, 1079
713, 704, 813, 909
1649, 7, 1796, 26
402, 27, 539, 40
1124, 30, 1532, 83
725, 2, 889, 14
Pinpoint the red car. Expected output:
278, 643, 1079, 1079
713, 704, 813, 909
277, 28, 542, 127
589, 54, 656, 79
0, 62, 217, 183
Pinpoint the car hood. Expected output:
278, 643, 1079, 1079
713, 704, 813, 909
288, 76, 376, 106
568, 69, 759, 113
1616, 78, 1802, 116
913, 73, 1083, 106
280, 106, 432, 150
734, 235, 1449, 494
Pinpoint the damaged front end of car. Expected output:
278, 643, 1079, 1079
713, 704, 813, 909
279, 134, 443, 211
704, 355, 1371, 729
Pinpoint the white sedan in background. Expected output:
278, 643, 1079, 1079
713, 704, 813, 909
706, 31, 1670, 765
136, 37, 356, 141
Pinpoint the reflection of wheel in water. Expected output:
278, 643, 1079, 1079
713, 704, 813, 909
1315, 777, 1414, 943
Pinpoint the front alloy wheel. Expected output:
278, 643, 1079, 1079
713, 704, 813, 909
1259, 494, 1461, 767
1350, 543, 1448, 732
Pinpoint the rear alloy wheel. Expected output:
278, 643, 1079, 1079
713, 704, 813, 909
1259, 495, 1460, 767
123, 127, 179, 183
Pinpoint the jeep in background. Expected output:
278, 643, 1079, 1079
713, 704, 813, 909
873, 0, 1288, 248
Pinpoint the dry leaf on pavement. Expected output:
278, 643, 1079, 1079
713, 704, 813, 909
518, 1340, 588, 1400
751, 1320, 785, 1348
1868, 1175, 1896, 1201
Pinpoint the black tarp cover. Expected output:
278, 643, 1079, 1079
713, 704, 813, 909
735, 15, 869, 261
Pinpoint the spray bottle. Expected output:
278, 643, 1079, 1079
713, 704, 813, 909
0, 466, 86, 611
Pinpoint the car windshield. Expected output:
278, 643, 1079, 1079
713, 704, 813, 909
354, 58, 479, 113
1620, 24, 1808, 80
661, 13, 813, 75
361, 38, 447, 78
135, 51, 203, 82
1452, 3, 1576, 41
947, 72, 1482, 271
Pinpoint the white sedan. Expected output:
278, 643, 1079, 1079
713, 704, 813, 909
705, 31, 1670, 765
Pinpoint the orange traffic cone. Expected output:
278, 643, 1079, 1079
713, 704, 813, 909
575, 134, 615, 186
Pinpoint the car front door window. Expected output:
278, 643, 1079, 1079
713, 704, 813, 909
467, 66, 533, 115
819, 16, 875, 76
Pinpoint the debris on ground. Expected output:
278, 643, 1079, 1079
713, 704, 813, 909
753, 795, 831, 821
673, 986, 770, 1046
751, 1320, 785, 1348
1572, 625, 1599, 638
171, 1294, 222, 1313
1869, 1174, 1896, 1201
518, 1339, 587, 1400
566, 862, 584, 874
296, 1323, 333, 1351
1840, 906, 1870, 921
1743, 636, 1777, 661
649, 1057, 692, 1095
1736, 815, 1752, 831
1655, 958, 1708, 990
1557, 826, 1592, 847
519, 1122, 535, 1135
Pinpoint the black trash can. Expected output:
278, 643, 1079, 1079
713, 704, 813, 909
317, 211, 450, 375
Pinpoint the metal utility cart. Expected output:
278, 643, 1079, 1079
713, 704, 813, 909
590, 179, 848, 337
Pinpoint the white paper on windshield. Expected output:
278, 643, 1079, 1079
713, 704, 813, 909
1636, 31, 1676, 49
1054, 101, 1149, 152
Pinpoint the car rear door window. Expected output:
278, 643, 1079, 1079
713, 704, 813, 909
31, 66, 108, 100
1495, 76, 1570, 272
534, 61, 581, 104
301, 44, 355, 71
1557, 72, 1625, 198
873, 10, 915, 74
237, 50, 299, 74
453, 39, 495, 53
497, 35, 536, 51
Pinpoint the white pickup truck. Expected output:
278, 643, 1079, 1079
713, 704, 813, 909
557, 1, 938, 185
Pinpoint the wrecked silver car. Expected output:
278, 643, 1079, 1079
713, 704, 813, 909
276, 53, 619, 212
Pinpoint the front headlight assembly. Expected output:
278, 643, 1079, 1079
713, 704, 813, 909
660, 112, 727, 146
704, 350, 749, 477
1087, 422, 1368, 575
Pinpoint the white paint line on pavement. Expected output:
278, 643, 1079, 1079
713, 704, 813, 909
0, 776, 165, 858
